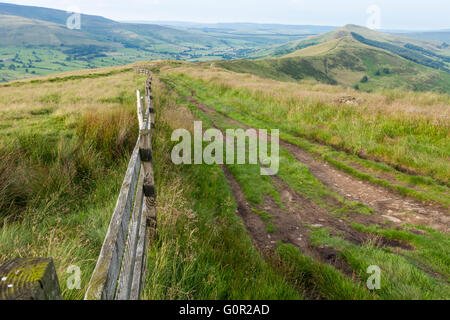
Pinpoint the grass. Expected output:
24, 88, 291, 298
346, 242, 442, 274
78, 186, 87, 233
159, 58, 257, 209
310, 227, 450, 299
2, 61, 449, 300
154, 62, 450, 300
0, 67, 145, 299
275, 242, 375, 300
160, 67, 449, 208
351, 223, 450, 279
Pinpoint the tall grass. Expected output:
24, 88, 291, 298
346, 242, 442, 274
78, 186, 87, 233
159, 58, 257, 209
0, 67, 144, 299
142, 77, 300, 299
165, 66, 449, 184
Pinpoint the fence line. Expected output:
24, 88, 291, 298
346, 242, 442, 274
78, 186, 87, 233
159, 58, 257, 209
85, 69, 156, 300
0, 68, 156, 300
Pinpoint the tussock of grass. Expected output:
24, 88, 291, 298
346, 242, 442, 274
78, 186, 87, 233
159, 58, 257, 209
275, 243, 374, 300
351, 223, 450, 279
310, 228, 450, 299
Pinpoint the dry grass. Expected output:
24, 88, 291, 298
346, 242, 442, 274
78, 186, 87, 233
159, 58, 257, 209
167, 65, 450, 124
0, 66, 147, 299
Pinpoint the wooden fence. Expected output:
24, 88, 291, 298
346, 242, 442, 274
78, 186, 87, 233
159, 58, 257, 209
0, 68, 156, 300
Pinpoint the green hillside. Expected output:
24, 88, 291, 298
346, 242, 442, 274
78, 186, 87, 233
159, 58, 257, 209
0, 3, 335, 82
218, 26, 450, 93
254, 24, 450, 59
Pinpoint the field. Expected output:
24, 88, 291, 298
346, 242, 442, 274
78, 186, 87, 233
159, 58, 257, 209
0, 59, 449, 300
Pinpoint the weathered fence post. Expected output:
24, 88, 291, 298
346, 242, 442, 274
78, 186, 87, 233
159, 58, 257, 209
129, 75, 157, 299
85, 71, 156, 300
0, 258, 61, 300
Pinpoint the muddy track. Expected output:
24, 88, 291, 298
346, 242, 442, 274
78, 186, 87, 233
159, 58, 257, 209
187, 94, 449, 233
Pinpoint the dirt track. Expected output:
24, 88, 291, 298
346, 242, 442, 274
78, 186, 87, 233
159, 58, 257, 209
181, 93, 427, 279
188, 94, 449, 234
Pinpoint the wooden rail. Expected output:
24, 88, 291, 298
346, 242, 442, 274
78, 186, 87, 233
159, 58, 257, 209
0, 68, 156, 300
85, 69, 156, 300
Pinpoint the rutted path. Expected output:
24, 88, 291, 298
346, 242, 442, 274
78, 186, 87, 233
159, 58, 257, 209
182, 91, 417, 281
187, 93, 450, 234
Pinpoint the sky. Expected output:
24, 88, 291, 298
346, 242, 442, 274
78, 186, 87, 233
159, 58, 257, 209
3, 0, 450, 30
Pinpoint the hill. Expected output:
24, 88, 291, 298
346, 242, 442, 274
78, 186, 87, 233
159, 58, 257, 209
218, 25, 450, 93
0, 3, 335, 82
3, 62, 449, 300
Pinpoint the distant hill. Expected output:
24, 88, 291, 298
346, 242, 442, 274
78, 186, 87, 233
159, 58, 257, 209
217, 25, 450, 93
0, 3, 333, 81
394, 31, 450, 44
2, 2, 450, 92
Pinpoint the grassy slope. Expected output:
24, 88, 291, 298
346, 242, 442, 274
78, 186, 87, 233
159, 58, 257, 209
0, 66, 300, 300
255, 25, 450, 60
218, 36, 450, 93
239, 25, 450, 93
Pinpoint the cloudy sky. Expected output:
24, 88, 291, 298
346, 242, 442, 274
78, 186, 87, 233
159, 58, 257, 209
4, 0, 450, 30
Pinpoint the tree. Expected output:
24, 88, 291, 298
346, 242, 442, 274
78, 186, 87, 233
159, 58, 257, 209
360, 75, 369, 83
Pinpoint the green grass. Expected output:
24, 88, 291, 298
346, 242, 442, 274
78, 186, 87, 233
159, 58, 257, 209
310, 227, 450, 299
351, 223, 450, 279
142, 77, 300, 299
162, 72, 449, 208
275, 242, 375, 300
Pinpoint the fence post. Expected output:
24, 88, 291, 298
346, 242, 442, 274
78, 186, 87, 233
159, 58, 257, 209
0, 258, 62, 300
129, 74, 157, 299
